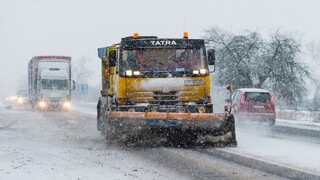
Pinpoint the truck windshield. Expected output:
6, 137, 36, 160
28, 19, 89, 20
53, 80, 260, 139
120, 48, 207, 74
41, 79, 68, 90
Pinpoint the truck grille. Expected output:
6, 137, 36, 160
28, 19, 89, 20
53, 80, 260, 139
49, 97, 62, 102
153, 91, 178, 104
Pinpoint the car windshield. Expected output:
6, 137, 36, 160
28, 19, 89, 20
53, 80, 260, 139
120, 48, 207, 73
41, 79, 68, 90
245, 92, 270, 102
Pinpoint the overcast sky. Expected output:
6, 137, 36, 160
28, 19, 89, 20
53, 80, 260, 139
1, 0, 320, 96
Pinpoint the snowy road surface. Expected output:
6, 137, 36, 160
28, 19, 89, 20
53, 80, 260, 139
0, 102, 319, 179
0, 107, 190, 180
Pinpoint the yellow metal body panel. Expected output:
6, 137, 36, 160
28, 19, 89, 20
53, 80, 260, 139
113, 75, 211, 103
100, 45, 118, 96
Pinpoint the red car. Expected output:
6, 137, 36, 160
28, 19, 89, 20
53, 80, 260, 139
228, 88, 276, 126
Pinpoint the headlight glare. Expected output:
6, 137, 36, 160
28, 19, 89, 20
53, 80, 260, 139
133, 71, 140, 76
39, 101, 47, 108
63, 101, 71, 108
200, 68, 207, 74
193, 70, 200, 75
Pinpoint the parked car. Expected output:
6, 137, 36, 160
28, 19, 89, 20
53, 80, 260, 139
226, 88, 276, 126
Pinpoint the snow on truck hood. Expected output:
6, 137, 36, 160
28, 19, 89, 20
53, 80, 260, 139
140, 78, 185, 89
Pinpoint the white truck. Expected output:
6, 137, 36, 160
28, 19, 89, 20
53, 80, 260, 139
28, 56, 74, 110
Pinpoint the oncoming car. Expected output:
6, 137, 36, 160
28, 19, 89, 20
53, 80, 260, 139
15, 90, 29, 106
227, 88, 276, 126
5, 90, 30, 108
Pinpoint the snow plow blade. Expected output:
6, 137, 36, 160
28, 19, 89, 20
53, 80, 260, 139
106, 111, 237, 146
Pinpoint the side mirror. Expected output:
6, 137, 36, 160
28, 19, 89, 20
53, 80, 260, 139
224, 105, 229, 112
226, 84, 232, 91
207, 49, 216, 66
108, 50, 117, 67
72, 80, 76, 90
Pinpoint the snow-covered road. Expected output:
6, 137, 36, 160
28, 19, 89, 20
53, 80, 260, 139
1, 102, 320, 179
0, 106, 191, 180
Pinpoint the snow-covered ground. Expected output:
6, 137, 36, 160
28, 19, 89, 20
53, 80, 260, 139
73, 101, 320, 172
73, 101, 320, 174
225, 123, 320, 175
1, 101, 320, 179
0, 106, 191, 180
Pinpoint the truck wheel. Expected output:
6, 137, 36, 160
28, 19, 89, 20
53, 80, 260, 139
96, 99, 102, 131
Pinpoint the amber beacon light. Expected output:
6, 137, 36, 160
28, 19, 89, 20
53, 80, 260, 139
183, 32, 189, 39
133, 32, 139, 39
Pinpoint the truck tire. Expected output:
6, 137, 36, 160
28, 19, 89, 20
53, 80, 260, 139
97, 98, 108, 135
97, 99, 102, 130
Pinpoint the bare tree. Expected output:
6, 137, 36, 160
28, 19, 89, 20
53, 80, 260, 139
206, 28, 264, 90
206, 28, 312, 108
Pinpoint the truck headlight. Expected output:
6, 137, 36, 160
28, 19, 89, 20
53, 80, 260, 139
17, 97, 24, 104
133, 71, 140, 76
125, 70, 133, 76
193, 69, 207, 75
39, 101, 47, 108
63, 101, 71, 109
192, 70, 200, 75
199, 68, 207, 75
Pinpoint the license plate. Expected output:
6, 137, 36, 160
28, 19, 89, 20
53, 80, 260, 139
146, 119, 182, 128
252, 105, 264, 109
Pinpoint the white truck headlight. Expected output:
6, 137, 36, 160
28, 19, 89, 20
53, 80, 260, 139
39, 101, 47, 108
63, 101, 71, 109
17, 97, 24, 104
125, 70, 133, 76
133, 71, 140, 76
192, 70, 200, 75
199, 68, 207, 75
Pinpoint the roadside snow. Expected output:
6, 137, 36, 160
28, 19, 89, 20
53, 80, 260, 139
226, 124, 320, 175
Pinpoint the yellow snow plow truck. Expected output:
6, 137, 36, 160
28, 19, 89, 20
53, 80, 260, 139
97, 32, 237, 146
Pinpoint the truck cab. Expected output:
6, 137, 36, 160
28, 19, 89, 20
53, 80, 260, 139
28, 56, 73, 111
98, 33, 216, 114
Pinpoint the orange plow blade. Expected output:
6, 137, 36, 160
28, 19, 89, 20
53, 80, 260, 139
106, 111, 237, 146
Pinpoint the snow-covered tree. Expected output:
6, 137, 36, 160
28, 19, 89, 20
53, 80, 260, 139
206, 28, 311, 108
72, 56, 94, 84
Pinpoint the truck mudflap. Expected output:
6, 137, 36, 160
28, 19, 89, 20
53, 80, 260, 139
104, 111, 237, 147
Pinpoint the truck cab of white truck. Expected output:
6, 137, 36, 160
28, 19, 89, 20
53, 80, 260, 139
28, 56, 74, 111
